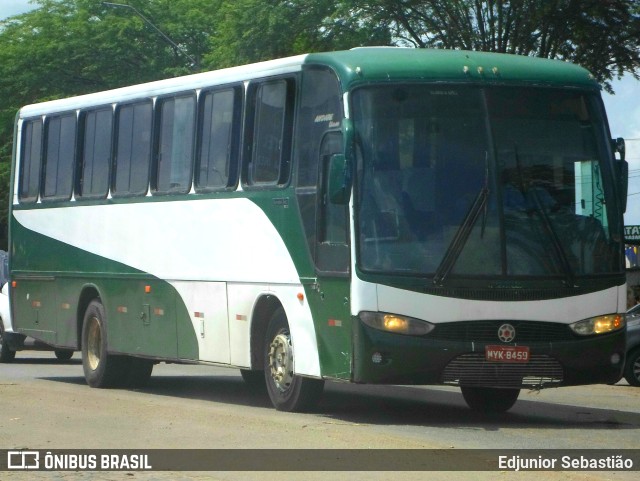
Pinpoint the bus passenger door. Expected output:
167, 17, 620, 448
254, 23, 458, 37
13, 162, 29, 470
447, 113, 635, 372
308, 131, 352, 380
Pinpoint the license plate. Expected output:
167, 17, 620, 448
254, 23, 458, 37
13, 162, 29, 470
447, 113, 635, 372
485, 345, 530, 363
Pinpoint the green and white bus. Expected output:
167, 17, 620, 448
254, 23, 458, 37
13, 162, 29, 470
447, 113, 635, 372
6, 48, 628, 412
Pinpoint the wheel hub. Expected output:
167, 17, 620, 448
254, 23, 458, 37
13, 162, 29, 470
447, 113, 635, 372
86, 317, 102, 371
268, 332, 293, 392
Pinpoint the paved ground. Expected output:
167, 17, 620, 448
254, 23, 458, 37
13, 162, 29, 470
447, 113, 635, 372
1, 352, 639, 480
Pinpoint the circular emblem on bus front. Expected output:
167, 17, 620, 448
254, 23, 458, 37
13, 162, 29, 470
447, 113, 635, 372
498, 323, 516, 343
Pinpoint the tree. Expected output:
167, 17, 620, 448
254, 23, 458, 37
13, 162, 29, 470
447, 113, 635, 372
0, 0, 212, 147
0, 0, 188, 164
0, 162, 9, 251
352, 0, 640, 92
205, 0, 391, 68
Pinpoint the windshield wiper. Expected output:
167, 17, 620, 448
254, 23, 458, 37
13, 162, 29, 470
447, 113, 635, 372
433, 184, 489, 286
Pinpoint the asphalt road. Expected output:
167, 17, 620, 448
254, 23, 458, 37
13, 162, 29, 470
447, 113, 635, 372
1, 351, 639, 481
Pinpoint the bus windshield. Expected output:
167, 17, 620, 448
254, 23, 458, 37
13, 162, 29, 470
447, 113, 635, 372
353, 85, 621, 281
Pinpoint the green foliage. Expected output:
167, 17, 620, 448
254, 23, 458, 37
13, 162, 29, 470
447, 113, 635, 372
0, 0, 638, 249
204, 0, 390, 68
0, 162, 9, 251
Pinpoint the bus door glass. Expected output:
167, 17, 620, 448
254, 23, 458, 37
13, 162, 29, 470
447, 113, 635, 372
294, 66, 351, 379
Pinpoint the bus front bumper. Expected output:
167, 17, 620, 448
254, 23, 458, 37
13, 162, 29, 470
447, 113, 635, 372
352, 319, 625, 388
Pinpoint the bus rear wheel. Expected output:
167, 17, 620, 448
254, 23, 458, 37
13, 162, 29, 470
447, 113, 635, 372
461, 386, 520, 413
264, 307, 324, 412
81, 300, 129, 388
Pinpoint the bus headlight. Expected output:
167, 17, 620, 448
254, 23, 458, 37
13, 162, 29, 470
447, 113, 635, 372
359, 312, 434, 336
569, 314, 625, 336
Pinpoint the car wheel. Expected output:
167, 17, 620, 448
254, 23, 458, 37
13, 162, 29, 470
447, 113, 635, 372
623, 348, 640, 387
0, 320, 16, 363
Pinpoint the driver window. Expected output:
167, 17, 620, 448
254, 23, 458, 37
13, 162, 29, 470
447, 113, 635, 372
317, 131, 349, 273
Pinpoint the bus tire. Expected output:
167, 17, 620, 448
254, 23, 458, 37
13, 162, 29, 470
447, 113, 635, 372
623, 348, 640, 387
81, 300, 129, 388
240, 369, 266, 389
264, 307, 324, 412
0, 322, 16, 363
126, 357, 154, 388
54, 349, 74, 361
461, 386, 520, 413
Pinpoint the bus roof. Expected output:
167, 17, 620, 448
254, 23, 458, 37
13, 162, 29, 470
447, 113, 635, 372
18, 54, 308, 117
305, 48, 599, 91
18, 48, 598, 118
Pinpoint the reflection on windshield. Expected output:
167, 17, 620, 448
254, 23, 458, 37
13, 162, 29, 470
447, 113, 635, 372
353, 85, 620, 280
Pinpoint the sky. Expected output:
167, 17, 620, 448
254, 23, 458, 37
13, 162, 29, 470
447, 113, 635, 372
1, 0, 640, 222
0, 0, 34, 19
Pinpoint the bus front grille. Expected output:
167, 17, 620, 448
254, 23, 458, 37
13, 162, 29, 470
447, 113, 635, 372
431, 320, 573, 343
441, 353, 564, 388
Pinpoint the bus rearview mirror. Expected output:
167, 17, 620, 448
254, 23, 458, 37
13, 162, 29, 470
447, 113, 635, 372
612, 138, 627, 212
328, 153, 351, 204
618, 159, 628, 213
613, 137, 625, 161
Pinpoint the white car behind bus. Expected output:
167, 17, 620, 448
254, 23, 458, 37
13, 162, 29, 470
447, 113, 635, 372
0, 250, 14, 361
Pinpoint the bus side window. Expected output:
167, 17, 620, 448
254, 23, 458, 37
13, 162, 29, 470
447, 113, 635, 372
19, 118, 44, 203
196, 87, 242, 191
77, 107, 112, 199
154, 93, 196, 195
113, 100, 153, 197
245, 79, 295, 187
42, 113, 76, 202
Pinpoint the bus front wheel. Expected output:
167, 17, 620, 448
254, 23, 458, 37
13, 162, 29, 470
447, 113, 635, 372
263, 307, 324, 412
81, 300, 129, 388
460, 386, 520, 413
